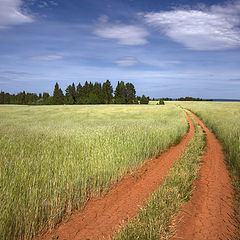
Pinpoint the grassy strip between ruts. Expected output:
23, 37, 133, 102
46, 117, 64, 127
176, 102, 240, 219
115, 111, 206, 240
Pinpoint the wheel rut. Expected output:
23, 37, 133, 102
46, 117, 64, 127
40, 113, 195, 240
171, 111, 238, 240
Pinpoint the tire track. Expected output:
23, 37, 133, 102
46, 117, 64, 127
40, 113, 195, 240
172, 111, 237, 240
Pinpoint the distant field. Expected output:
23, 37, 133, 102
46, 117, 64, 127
148, 100, 159, 105
176, 101, 240, 213
0, 104, 187, 240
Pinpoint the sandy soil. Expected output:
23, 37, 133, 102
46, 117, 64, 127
171, 112, 238, 240
40, 113, 194, 240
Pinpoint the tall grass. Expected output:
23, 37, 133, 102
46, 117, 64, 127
175, 101, 240, 215
115, 112, 206, 239
0, 104, 187, 240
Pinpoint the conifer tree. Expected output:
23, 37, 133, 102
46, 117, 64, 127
91, 82, 102, 104
19, 91, 26, 104
102, 80, 113, 103
82, 81, 89, 98
89, 82, 94, 96
115, 81, 126, 104
76, 82, 82, 103
0, 91, 4, 104
70, 83, 77, 103
53, 82, 64, 104
65, 85, 71, 97
42, 92, 50, 104
4, 93, 11, 104
140, 94, 149, 104
126, 82, 136, 104
65, 83, 77, 104
159, 99, 165, 105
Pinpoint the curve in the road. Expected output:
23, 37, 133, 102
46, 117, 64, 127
40, 113, 195, 240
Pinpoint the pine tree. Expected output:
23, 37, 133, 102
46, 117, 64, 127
88, 92, 99, 104
91, 82, 102, 104
79, 81, 89, 104
89, 82, 94, 96
53, 82, 64, 104
19, 91, 26, 104
102, 80, 113, 104
0, 91, 4, 104
159, 99, 165, 105
82, 81, 89, 99
140, 94, 149, 104
65, 83, 77, 104
65, 85, 71, 98
70, 83, 76, 103
115, 81, 126, 104
126, 82, 136, 104
76, 82, 82, 103
42, 92, 50, 104
67, 95, 74, 104
4, 93, 10, 104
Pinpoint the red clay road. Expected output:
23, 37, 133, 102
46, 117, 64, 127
40, 113, 195, 240
171, 112, 238, 240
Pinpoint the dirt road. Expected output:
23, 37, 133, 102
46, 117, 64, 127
41, 113, 194, 240
171, 112, 237, 240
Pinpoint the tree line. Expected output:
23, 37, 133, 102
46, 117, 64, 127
176, 97, 213, 101
0, 80, 150, 105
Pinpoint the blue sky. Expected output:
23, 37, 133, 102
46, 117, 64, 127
0, 0, 240, 99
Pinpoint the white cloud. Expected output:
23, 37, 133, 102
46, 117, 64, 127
30, 55, 63, 61
114, 56, 139, 67
38, 1, 48, 8
144, 1, 240, 50
49, 1, 58, 6
93, 20, 149, 45
37, 1, 58, 8
0, 0, 33, 29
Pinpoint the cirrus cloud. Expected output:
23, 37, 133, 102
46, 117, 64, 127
114, 56, 139, 67
93, 18, 149, 46
143, 1, 240, 50
30, 55, 63, 61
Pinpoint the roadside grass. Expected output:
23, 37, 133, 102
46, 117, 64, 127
0, 104, 187, 240
176, 102, 240, 217
115, 111, 206, 240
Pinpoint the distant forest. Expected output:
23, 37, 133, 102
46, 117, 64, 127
0, 80, 150, 105
153, 97, 212, 101
0, 80, 212, 105
176, 97, 213, 101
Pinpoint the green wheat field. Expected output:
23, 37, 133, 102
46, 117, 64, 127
0, 102, 239, 239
